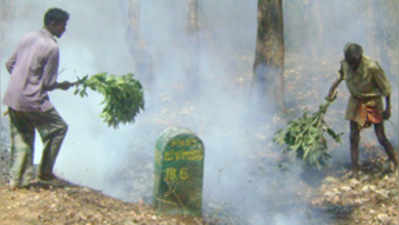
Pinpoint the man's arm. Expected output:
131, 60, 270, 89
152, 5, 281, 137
372, 62, 392, 119
326, 63, 345, 101
373, 62, 392, 97
42, 47, 59, 90
383, 95, 391, 120
326, 69, 344, 101
42, 47, 74, 91
42, 47, 63, 91
48, 81, 74, 91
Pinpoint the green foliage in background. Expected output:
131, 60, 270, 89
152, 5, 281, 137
273, 100, 343, 169
74, 73, 145, 128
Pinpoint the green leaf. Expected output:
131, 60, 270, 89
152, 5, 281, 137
73, 72, 145, 128
273, 100, 342, 170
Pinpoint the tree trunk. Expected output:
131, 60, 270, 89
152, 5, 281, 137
126, 0, 153, 87
0, 0, 14, 21
253, 0, 285, 111
366, 0, 380, 60
186, 0, 200, 34
127, 0, 140, 42
185, 0, 200, 91
304, 0, 323, 59
0, 0, 14, 54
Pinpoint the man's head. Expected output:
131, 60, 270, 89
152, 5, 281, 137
344, 43, 363, 70
44, 8, 69, 38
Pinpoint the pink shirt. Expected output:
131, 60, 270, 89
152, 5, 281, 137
3, 28, 59, 112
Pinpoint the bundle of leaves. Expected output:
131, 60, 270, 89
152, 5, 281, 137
273, 100, 343, 169
74, 72, 144, 128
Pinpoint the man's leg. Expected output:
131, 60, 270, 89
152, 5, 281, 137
34, 108, 68, 179
350, 120, 361, 172
8, 110, 35, 188
374, 122, 398, 170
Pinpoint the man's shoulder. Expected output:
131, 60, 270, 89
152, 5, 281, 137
32, 29, 59, 54
46, 40, 59, 51
39, 29, 58, 45
19, 30, 40, 43
20, 30, 57, 46
340, 59, 349, 72
362, 56, 376, 66
363, 56, 381, 71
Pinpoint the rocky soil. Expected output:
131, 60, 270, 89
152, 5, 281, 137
0, 182, 215, 225
0, 117, 10, 186
311, 156, 399, 225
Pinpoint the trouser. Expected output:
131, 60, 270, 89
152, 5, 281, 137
8, 108, 68, 185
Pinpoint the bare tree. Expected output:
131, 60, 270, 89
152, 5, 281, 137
186, 0, 200, 34
253, 0, 285, 111
365, 0, 379, 60
185, 0, 200, 91
0, 0, 15, 53
126, 0, 153, 87
303, 1, 323, 58
127, 0, 140, 42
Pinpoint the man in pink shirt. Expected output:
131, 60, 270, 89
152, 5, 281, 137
4, 8, 73, 189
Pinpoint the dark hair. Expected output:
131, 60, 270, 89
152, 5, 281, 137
344, 42, 363, 60
44, 8, 69, 26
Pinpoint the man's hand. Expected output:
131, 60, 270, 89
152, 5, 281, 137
325, 90, 337, 102
383, 108, 391, 120
57, 81, 74, 90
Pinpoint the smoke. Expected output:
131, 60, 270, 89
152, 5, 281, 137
0, 1, 397, 225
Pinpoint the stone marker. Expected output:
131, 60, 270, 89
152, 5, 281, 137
154, 127, 205, 216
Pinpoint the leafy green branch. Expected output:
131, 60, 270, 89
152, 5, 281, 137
273, 100, 343, 169
73, 72, 145, 128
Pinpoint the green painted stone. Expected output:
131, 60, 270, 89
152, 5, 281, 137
153, 127, 205, 216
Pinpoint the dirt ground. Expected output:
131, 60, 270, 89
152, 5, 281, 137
310, 155, 399, 225
0, 147, 211, 225
0, 53, 397, 225
0, 158, 397, 225
0, 181, 212, 225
